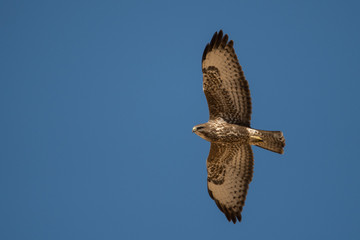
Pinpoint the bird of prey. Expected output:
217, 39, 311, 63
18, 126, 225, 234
192, 30, 285, 223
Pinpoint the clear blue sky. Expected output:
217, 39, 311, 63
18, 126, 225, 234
1, 0, 360, 239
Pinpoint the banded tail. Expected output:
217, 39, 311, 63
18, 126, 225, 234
252, 129, 285, 154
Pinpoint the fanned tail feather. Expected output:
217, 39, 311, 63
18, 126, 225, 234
253, 130, 285, 154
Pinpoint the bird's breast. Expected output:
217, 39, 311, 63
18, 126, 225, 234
209, 123, 250, 143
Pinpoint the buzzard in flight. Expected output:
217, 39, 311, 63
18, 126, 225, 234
192, 30, 285, 223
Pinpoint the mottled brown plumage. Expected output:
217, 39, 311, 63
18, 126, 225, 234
193, 30, 285, 223
202, 31, 251, 127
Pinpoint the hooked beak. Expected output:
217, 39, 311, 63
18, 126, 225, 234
192, 126, 197, 133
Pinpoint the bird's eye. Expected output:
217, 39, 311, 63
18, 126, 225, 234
197, 126, 205, 130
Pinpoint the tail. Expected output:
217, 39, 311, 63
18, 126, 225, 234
251, 129, 285, 154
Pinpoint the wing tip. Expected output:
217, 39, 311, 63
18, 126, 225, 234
207, 187, 215, 200
202, 43, 210, 62
225, 209, 242, 224
228, 40, 234, 48
214, 199, 243, 224
202, 30, 232, 63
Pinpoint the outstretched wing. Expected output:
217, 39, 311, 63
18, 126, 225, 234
207, 143, 254, 223
202, 30, 252, 127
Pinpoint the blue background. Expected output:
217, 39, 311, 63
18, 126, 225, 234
1, 0, 360, 239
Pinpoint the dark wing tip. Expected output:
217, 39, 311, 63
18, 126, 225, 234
227, 210, 242, 223
207, 187, 215, 200
202, 43, 210, 62
209, 31, 218, 49
221, 34, 229, 48
228, 40, 234, 48
225, 208, 242, 224
214, 30, 223, 48
214, 199, 243, 223
202, 30, 232, 63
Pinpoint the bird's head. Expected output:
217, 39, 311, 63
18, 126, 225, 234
192, 123, 211, 141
